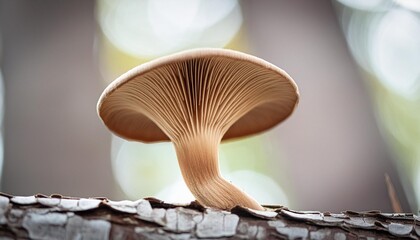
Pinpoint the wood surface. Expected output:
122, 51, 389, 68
0, 193, 419, 239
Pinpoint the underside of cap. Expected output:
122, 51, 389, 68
97, 48, 299, 143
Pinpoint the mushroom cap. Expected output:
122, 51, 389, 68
97, 48, 299, 143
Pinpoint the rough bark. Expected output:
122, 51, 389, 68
0, 193, 419, 239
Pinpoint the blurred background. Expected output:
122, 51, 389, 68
0, 0, 419, 213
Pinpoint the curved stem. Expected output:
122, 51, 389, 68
174, 133, 264, 210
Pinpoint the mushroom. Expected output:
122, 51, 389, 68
97, 48, 299, 211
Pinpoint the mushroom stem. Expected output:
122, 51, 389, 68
174, 132, 264, 211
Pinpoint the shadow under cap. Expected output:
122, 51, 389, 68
97, 48, 299, 143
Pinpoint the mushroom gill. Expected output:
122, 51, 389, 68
98, 49, 299, 210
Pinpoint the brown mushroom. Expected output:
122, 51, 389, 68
97, 48, 299, 210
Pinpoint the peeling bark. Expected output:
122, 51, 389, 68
0, 193, 419, 239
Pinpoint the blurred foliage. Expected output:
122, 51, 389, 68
335, 0, 420, 211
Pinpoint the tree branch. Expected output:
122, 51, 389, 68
0, 193, 419, 239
